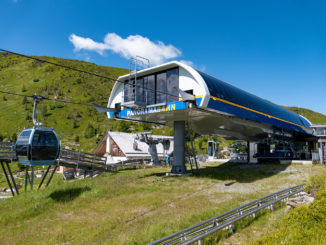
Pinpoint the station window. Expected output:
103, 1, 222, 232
123, 68, 179, 105
135, 78, 145, 105
124, 79, 135, 102
156, 72, 167, 104
166, 68, 179, 102
316, 128, 326, 135
144, 75, 155, 105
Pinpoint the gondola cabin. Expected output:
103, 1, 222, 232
16, 127, 60, 166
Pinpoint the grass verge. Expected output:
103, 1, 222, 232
0, 162, 324, 244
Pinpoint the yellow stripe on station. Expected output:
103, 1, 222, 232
179, 95, 203, 101
209, 96, 310, 130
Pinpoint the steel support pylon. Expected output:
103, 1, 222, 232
171, 121, 187, 174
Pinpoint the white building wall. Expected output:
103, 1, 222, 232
179, 67, 206, 97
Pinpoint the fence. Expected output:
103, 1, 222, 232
148, 184, 305, 245
58, 148, 109, 172
0, 142, 16, 161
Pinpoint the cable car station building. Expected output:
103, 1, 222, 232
107, 61, 316, 174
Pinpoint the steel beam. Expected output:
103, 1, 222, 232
5, 162, 19, 195
171, 121, 187, 174
0, 161, 15, 196
46, 165, 57, 187
38, 165, 51, 189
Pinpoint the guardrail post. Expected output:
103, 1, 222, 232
213, 219, 219, 227
91, 155, 95, 177
197, 239, 203, 245
229, 224, 235, 233
181, 232, 187, 241
269, 204, 274, 211
77, 151, 81, 171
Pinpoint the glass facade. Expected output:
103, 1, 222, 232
144, 75, 155, 105
156, 72, 167, 104
135, 78, 145, 105
166, 68, 179, 102
124, 80, 134, 102
316, 128, 326, 136
123, 68, 179, 106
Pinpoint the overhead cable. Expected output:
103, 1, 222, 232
0, 48, 181, 100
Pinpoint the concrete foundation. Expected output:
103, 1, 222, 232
171, 121, 187, 174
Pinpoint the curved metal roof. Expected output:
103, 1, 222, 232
198, 71, 311, 132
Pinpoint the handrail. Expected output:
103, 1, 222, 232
0, 142, 16, 160
148, 184, 305, 245
58, 148, 108, 171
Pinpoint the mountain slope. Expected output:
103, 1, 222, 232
0, 53, 131, 151
0, 53, 325, 152
283, 106, 326, 124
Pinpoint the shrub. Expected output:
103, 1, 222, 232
25, 114, 32, 120
75, 135, 80, 143
21, 84, 27, 92
84, 123, 96, 138
22, 96, 27, 104
73, 120, 79, 129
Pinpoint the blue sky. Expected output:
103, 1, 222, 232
2, 0, 326, 114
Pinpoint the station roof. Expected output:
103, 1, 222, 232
198, 71, 312, 129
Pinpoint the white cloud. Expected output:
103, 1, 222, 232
179, 60, 206, 71
179, 60, 195, 67
69, 34, 107, 55
69, 33, 182, 65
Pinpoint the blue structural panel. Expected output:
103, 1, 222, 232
198, 71, 311, 134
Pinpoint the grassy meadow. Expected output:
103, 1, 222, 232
0, 161, 325, 244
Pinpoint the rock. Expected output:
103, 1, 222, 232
286, 191, 315, 209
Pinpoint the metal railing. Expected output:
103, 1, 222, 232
0, 142, 16, 161
148, 184, 305, 245
58, 149, 109, 171
0, 143, 109, 171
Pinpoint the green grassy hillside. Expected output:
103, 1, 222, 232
0, 53, 168, 151
283, 106, 326, 124
253, 168, 326, 244
0, 162, 324, 245
1, 53, 325, 152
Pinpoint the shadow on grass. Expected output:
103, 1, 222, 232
144, 161, 291, 183
193, 161, 290, 183
48, 186, 91, 202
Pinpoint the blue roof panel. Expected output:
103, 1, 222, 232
198, 71, 311, 131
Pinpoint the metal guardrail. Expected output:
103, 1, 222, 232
0, 142, 16, 161
58, 148, 109, 171
0, 143, 150, 172
148, 184, 305, 245
0, 143, 109, 171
